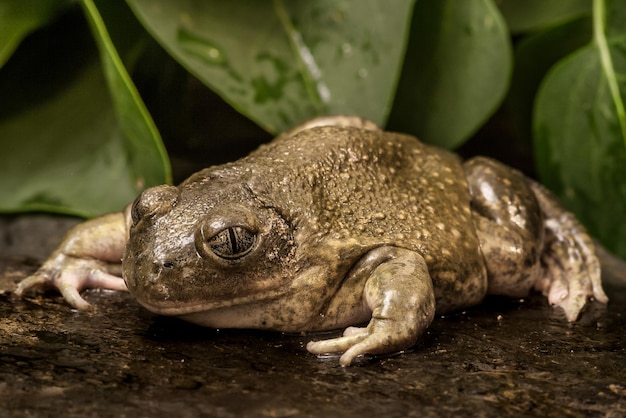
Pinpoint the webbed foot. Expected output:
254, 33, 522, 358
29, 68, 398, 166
15, 254, 127, 311
530, 183, 608, 321
307, 321, 417, 366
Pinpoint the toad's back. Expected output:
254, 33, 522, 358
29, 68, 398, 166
185, 125, 488, 311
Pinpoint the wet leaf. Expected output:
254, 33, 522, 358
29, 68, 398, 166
0, 0, 74, 68
0, 3, 170, 217
534, 0, 626, 257
126, 0, 414, 134
388, 0, 512, 149
498, 0, 590, 34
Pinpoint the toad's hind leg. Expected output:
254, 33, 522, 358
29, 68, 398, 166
528, 181, 608, 320
464, 157, 544, 298
464, 157, 608, 321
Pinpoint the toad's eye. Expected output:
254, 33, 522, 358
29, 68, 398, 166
195, 207, 261, 262
207, 226, 256, 260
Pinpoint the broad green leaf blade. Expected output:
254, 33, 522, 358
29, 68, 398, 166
0, 0, 75, 68
0, 7, 168, 217
534, 0, 626, 257
126, 0, 414, 134
498, 0, 590, 34
0, 48, 138, 216
388, 0, 512, 149
82, 0, 171, 186
508, 16, 592, 142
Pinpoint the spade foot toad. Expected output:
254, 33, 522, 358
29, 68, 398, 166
15, 116, 608, 366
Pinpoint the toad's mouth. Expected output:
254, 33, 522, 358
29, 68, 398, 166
132, 287, 289, 317
134, 288, 321, 332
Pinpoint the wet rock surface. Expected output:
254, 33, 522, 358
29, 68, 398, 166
1, 215, 625, 417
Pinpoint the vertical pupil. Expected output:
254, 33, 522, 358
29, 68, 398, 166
206, 226, 256, 259
228, 227, 238, 254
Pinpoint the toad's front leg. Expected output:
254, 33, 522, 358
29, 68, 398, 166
14, 212, 128, 310
306, 246, 436, 366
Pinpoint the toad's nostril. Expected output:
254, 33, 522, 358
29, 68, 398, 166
163, 261, 174, 269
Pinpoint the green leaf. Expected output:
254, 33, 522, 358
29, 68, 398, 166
0, 5, 169, 217
81, 0, 171, 184
498, 0, 591, 34
126, 0, 414, 134
534, 0, 626, 257
0, 0, 75, 68
508, 16, 592, 142
388, 0, 512, 149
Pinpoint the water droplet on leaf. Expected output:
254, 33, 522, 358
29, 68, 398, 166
177, 28, 227, 66
341, 42, 353, 58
